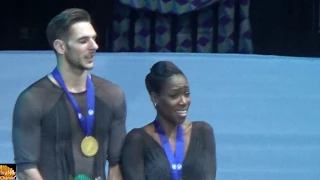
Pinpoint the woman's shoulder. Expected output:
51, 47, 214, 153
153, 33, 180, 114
190, 120, 214, 133
125, 127, 146, 142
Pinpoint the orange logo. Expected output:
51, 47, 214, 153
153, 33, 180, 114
0, 165, 16, 179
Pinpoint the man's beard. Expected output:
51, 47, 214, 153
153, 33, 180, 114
65, 50, 93, 71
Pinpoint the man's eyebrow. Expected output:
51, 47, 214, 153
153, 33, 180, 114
77, 35, 97, 40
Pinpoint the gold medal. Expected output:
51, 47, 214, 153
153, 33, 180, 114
81, 136, 99, 157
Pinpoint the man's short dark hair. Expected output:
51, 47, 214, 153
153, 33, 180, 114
46, 8, 91, 50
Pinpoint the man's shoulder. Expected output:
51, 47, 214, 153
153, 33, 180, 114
91, 74, 125, 97
14, 76, 54, 111
91, 74, 119, 87
17, 76, 51, 99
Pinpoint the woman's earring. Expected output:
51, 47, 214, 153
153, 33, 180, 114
154, 103, 157, 107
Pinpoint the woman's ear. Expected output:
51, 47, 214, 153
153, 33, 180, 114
150, 92, 158, 107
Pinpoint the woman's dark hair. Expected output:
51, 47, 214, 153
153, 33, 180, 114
145, 61, 184, 94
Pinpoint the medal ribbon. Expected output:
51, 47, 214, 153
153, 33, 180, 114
52, 67, 95, 136
153, 118, 184, 180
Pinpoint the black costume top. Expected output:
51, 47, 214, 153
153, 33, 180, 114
12, 75, 127, 180
121, 121, 216, 180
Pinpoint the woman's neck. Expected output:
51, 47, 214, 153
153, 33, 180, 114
156, 115, 179, 139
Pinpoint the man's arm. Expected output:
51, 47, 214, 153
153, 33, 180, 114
17, 168, 43, 180
107, 165, 122, 180
107, 87, 127, 180
12, 91, 43, 180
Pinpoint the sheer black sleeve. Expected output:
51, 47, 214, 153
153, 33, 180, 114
120, 129, 146, 180
12, 91, 43, 172
202, 122, 217, 179
107, 87, 127, 166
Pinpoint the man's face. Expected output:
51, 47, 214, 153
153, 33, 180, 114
63, 21, 99, 70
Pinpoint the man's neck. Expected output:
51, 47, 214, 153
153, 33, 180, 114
52, 62, 89, 93
61, 66, 88, 93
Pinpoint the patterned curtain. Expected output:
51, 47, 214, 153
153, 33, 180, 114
109, 0, 253, 53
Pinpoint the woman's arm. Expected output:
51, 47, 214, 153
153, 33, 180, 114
120, 129, 146, 180
202, 122, 217, 180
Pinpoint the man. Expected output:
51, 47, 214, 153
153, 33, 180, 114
12, 8, 126, 180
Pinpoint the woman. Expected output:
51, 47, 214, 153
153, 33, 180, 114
120, 61, 217, 180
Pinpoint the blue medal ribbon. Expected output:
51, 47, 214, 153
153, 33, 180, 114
52, 67, 95, 137
153, 118, 184, 180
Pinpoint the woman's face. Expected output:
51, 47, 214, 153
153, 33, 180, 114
153, 74, 191, 125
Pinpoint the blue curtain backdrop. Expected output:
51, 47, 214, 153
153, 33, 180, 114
108, 0, 253, 53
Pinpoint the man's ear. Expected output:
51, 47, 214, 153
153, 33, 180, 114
53, 39, 66, 55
